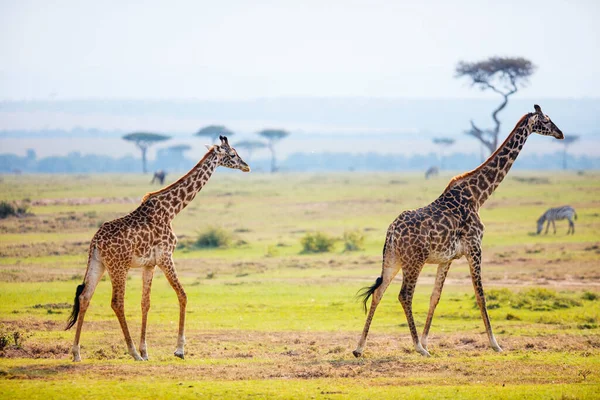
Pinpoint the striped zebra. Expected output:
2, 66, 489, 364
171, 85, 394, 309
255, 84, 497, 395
537, 206, 578, 235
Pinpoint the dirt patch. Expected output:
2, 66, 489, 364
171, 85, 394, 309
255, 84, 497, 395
1, 330, 597, 384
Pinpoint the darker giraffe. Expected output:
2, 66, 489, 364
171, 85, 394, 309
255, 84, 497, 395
66, 136, 249, 362
354, 105, 564, 357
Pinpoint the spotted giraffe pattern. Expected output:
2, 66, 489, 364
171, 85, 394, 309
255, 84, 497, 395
353, 105, 564, 358
67, 136, 250, 362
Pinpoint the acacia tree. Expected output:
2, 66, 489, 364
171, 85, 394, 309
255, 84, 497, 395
561, 135, 579, 170
456, 57, 535, 154
257, 129, 290, 173
195, 125, 234, 143
234, 140, 267, 162
432, 137, 455, 169
122, 132, 171, 173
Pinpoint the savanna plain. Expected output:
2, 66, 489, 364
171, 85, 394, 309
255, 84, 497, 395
0, 171, 599, 399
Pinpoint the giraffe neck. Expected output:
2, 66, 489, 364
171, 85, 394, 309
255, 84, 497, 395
144, 149, 219, 220
446, 114, 532, 207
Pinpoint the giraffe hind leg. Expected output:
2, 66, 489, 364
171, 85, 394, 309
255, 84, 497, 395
353, 259, 400, 358
421, 262, 452, 351
139, 266, 155, 361
69, 256, 105, 362
398, 262, 430, 357
110, 268, 143, 361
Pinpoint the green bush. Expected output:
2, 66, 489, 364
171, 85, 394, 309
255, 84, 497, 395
474, 288, 582, 311
0, 200, 29, 219
343, 230, 365, 252
582, 291, 598, 301
300, 232, 336, 254
193, 226, 232, 249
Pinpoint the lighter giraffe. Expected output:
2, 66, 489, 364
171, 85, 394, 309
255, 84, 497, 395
354, 105, 564, 358
66, 136, 250, 362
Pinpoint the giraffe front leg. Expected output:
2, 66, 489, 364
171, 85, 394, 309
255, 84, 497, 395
139, 266, 155, 361
466, 246, 502, 353
159, 255, 187, 359
353, 262, 399, 358
421, 262, 452, 351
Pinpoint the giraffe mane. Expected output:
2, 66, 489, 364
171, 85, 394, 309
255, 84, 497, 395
442, 113, 531, 193
141, 147, 216, 203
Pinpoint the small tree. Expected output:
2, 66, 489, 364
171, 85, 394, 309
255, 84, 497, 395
234, 140, 267, 162
123, 132, 171, 173
561, 135, 579, 170
456, 57, 536, 154
257, 129, 290, 173
195, 125, 234, 143
432, 137, 455, 169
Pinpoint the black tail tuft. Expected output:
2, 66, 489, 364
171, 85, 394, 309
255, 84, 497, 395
356, 276, 383, 314
65, 283, 85, 330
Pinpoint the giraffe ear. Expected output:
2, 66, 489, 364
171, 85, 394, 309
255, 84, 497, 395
534, 104, 542, 114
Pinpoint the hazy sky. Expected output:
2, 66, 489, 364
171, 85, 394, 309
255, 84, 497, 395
1, 0, 599, 100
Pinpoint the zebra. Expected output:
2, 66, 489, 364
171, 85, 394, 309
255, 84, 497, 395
537, 206, 577, 235
425, 166, 439, 180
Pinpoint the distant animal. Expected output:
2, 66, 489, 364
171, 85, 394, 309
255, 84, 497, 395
65, 136, 250, 362
425, 166, 439, 179
353, 104, 564, 358
151, 170, 166, 185
537, 206, 577, 235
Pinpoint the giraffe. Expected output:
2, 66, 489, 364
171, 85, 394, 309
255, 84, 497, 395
65, 136, 250, 362
353, 105, 564, 358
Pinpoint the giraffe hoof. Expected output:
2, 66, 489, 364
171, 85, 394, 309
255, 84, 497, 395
72, 357, 82, 363
174, 351, 185, 360
352, 350, 362, 358
493, 345, 503, 353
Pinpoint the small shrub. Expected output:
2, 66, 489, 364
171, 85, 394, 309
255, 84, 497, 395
474, 288, 582, 311
265, 245, 279, 257
194, 226, 232, 249
0, 333, 9, 351
582, 291, 598, 301
343, 230, 365, 252
300, 232, 336, 254
0, 200, 30, 219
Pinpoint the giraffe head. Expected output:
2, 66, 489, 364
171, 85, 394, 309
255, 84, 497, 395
207, 136, 250, 172
529, 104, 564, 140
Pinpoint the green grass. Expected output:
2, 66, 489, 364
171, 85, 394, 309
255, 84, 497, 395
0, 172, 599, 398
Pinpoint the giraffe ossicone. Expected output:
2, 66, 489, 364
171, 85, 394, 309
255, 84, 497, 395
354, 105, 564, 358
66, 136, 249, 362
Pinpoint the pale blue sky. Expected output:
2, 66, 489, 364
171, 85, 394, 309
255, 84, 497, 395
1, 0, 599, 100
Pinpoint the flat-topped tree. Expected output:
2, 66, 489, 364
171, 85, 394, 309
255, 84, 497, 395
257, 129, 290, 173
561, 135, 579, 170
432, 137, 456, 169
123, 132, 171, 174
456, 57, 535, 154
195, 125, 234, 144
234, 140, 267, 162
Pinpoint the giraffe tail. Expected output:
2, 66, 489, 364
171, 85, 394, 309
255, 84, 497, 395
65, 283, 86, 330
356, 276, 383, 314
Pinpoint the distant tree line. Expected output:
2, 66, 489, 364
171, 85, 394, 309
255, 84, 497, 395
2, 150, 598, 174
